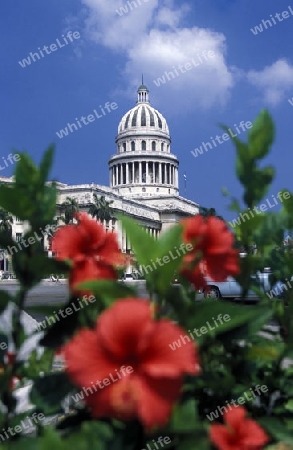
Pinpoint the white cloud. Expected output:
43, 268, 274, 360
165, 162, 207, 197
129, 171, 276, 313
81, 0, 159, 50
79, 0, 234, 112
153, 4, 190, 29
126, 28, 233, 111
247, 59, 293, 106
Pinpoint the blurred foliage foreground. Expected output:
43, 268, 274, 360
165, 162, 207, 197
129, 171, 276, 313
0, 111, 293, 450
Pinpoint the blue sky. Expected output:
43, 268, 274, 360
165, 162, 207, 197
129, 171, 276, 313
1, 0, 293, 220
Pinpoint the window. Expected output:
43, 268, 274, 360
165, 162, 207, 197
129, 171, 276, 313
125, 113, 131, 129
161, 143, 164, 152
141, 106, 146, 126
142, 140, 146, 151
131, 141, 135, 151
16, 233, 22, 242
152, 141, 156, 151
156, 188, 159, 192
147, 107, 155, 126
131, 109, 138, 127
155, 111, 162, 128
123, 143, 126, 152
142, 187, 146, 192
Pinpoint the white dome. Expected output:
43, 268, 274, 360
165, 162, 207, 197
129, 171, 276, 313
117, 84, 169, 136
118, 104, 169, 135
109, 84, 179, 199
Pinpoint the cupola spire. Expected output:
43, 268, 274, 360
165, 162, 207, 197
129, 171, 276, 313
137, 77, 149, 104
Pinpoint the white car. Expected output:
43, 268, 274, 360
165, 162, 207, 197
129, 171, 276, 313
202, 270, 272, 301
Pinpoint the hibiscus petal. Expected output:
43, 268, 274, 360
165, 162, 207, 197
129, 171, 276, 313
135, 375, 183, 429
180, 215, 240, 286
98, 232, 125, 265
52, 225, 85, 260
63, 328, 118, 387
180, 265, 207, 289
75, 213, 107, 249
97, 299, 154, 359
141, 321, 199, 378
85, 388, 117, 419
86, 377, 138, 422
205, 218, 235, 255
206, 252, 240, 281
240, 419, 270, 447
69, 259, 117, 294
209, 424, 238, 450
224, 406, 247, 429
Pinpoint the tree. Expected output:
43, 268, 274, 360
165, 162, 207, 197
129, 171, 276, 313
0, 209, 13, 271
0, 208, 13, 237
58, 197, 79, 225
89, 194, 114, 222
199, 206, 224, 221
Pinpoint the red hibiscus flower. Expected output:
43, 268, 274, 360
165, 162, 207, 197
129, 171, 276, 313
52, 213, 125, 293
180, 215, 240, 289
209, 406, 269, 450
62, 298, 200, 429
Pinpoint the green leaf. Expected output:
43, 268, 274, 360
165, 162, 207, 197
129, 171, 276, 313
13, 252, 69, 289
26, 304, 66, 317
185, 301, 272, 342
78, 280, 137, 304
247, 110, 275, 160
176, 435, 210, 450
285, 399, 293, 412
119, 215, 158, 267
0, 333, 8, 363
39, 301, 80, 348
27, 254, 70, 281
0, 186, 32, 220
169, 399, 199, 433
259, 417, 293, 444
0, 290, 14, 313
247, 342, 283, 362
243, 166, 275, 208
39, 145, 55, 184
0, 231, 16, 250
151, 225, 185, 294
30, 372, 74, 415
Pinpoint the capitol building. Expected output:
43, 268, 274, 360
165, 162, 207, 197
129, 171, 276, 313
0, 84, 199, 271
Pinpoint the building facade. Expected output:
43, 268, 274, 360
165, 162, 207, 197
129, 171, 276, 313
0, 84, 199, 271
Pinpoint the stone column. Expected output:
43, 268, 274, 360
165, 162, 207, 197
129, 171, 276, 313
120, 164, 123, 184
159, 163, 162, 184
126, 162, 129, 184
146, 161, 149, 183
139, 161, 142, 183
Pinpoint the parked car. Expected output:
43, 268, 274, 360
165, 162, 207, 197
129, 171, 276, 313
0, 271, 16, 280
123, 273, 135, 281
202, 270, 272, 301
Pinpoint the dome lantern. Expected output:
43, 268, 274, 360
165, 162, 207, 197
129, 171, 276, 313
137, 83, 150, 104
